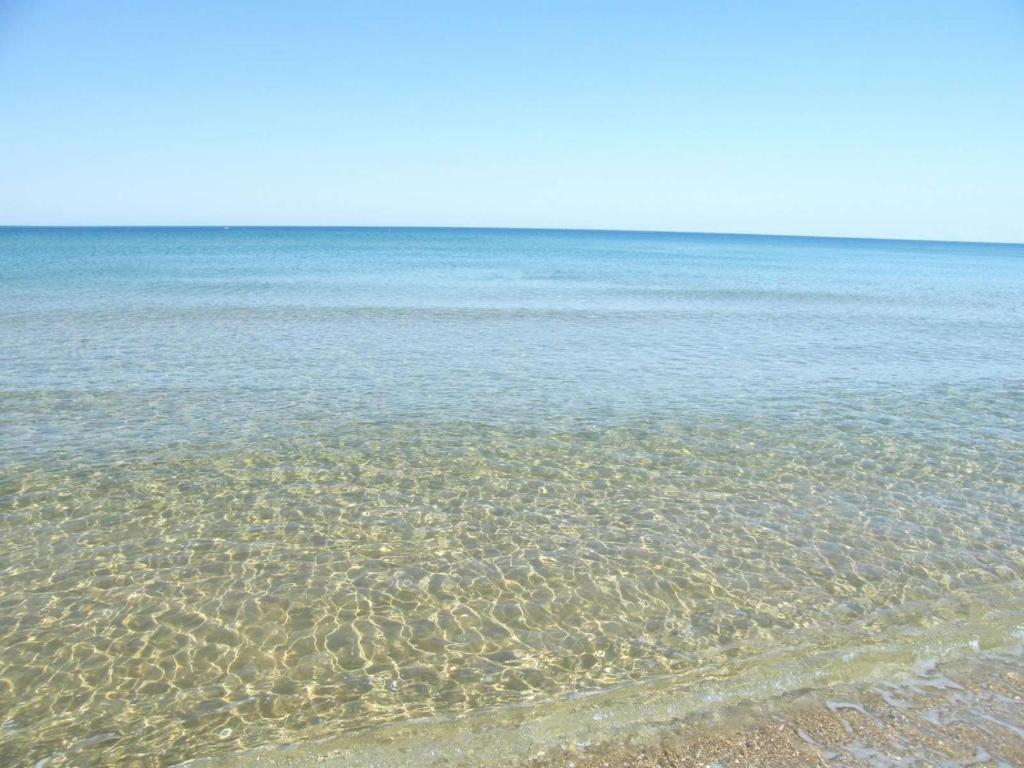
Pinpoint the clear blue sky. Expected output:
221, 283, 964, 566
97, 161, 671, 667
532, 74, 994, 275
1, 1, 1022, 241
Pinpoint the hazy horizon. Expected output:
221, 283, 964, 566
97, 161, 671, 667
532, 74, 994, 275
1, 223, 1022, 247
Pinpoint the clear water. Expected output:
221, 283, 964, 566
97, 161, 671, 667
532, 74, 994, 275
0, 227, 1022, 767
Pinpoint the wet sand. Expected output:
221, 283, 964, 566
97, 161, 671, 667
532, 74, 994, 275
528, 652, 1024, 768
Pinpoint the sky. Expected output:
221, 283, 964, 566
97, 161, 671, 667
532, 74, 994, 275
0, 1, 1022, 242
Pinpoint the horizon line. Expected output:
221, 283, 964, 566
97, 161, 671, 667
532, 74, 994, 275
0, 224, 1021, 248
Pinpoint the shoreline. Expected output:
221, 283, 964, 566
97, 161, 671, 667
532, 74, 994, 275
189, 640, 1024, 768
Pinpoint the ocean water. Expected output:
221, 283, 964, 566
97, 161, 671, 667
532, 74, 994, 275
0, 227, 1022, 767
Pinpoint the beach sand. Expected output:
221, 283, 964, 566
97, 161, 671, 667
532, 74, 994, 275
527, 653, 1024, 768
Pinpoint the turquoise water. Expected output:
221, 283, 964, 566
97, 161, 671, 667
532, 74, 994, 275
1, 228, 1022, 766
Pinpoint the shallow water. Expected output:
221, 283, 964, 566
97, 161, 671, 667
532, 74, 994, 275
0, 228, 1022, 766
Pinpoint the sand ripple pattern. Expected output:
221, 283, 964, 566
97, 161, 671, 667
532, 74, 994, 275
1, 416, 1022, 766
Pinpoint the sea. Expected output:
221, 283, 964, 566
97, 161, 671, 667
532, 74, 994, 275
1, 227, 1022, 766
